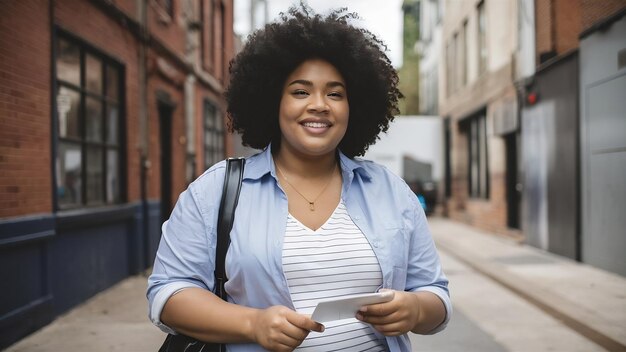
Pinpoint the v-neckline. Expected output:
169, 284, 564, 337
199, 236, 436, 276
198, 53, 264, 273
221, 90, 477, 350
288, 201, 342, 233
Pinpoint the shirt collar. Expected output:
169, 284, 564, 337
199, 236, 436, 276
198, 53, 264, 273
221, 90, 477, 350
242, 144, 371, 181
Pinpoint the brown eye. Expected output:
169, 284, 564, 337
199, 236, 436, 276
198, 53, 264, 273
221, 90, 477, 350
328, 92, 344, 98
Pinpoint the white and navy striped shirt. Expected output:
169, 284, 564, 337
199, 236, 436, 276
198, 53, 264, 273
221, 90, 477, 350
282, 201, 388, 352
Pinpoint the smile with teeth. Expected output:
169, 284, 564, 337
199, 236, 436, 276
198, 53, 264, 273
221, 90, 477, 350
302, 121, 330, 128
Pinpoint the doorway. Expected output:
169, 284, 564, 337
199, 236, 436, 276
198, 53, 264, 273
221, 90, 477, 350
505, 132, 520, 229
158, 98, 175, 226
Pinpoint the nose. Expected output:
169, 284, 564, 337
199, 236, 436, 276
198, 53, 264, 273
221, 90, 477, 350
307, 93, 329, 114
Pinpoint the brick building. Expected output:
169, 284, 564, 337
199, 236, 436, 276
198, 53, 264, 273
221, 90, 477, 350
519, 0, 625, 276
0, 0, 235, 347
435, 0, 625, 276
439, 0, 522, 238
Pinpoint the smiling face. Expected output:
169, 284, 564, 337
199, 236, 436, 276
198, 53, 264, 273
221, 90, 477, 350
278, 58, 349, 159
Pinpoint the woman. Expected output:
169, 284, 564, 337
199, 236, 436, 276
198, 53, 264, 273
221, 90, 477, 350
148, 5, 451, 352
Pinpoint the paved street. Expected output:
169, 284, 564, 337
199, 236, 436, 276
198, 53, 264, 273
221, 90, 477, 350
412, 251, 604, 352
6, 217, 625, 352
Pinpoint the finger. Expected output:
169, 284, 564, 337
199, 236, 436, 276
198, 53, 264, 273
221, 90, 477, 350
356, 309, 400, 325
360, 308, 415, 328
359, 301, 397, 317
373, 321, 408, 336
286, 312, 325, 333
272, 332, 304, 350
279, 324, 310, 343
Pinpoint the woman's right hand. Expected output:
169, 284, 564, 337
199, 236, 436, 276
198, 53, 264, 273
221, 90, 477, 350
252, 306, 325, 352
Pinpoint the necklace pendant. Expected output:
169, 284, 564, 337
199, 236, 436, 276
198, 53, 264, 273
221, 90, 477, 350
309, 202, 315, 211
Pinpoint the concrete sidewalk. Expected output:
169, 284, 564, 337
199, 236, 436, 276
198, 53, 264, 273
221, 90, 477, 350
6, 217, 626, 351
429, 217, 626, 351
6, 274, 164, 352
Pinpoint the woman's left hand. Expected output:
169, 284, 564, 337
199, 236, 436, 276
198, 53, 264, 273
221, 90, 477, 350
355, 289, 420, 336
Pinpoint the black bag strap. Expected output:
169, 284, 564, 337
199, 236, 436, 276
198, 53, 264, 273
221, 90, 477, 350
214, 157, 245, 301
158, 158, 245, 352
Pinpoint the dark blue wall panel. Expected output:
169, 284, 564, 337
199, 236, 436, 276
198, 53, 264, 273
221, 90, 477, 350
147, 201, 162, 265
0, 215, 55, 348
0, 245, 47, 316
48, 221, 131, 314
0, 201, 161, 349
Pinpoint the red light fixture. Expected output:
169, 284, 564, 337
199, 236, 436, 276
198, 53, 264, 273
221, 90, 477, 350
526, 91, 539, 105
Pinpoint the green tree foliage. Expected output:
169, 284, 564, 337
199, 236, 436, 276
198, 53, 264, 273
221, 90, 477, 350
398, 0, 420, 115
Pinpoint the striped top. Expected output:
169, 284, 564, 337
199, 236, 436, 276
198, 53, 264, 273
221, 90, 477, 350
282, 201, 388, 352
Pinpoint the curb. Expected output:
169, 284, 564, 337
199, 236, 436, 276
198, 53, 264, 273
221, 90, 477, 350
435, 237, 626, 352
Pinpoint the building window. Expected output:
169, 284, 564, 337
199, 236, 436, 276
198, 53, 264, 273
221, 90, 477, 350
446, 37, 456, 96
422, 68, 438, 115
428, 68, 439, 114
213, 3, 224, 80
156, 0, 174, 17
461, 20, 468, 86
461, 112, 489, 199
220, 2, 228, 81
201, 0, 213, 72
203, 100, 224, 169
477, 1, 487, 75
55, 33, 124, 208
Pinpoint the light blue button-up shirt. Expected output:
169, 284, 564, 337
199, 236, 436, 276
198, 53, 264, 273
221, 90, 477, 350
148, 146, 451, 352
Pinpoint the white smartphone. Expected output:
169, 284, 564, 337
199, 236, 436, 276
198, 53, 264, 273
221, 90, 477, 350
311, 291, 394, 323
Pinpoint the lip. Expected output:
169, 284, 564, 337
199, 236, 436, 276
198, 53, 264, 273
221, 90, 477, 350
299, 118, 333, 127
299, 118, 333, 134
298, 117, 333, 134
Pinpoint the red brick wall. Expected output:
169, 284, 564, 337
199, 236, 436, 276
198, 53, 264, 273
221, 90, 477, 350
220, 0, 235, 157
114, 0, 139, 20
0, 1, 52, 217
221, 0, 235, 85
444, 111, 522, 239
148, 0, 187, 61
536, 0, 626, 63
446, 174, 521, 239
535, 0, 582, 64
581, 0, 626, 32
1, 0, 235, 218
535, 0, 554, 63
145, 74, 186, 202
554, 0, 581, 54
55, 0, 142, 203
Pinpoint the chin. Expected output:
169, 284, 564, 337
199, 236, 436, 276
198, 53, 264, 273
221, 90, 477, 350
297, 143, 339, 156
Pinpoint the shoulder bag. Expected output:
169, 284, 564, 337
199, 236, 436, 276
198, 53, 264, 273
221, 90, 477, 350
158, 157, 246, 352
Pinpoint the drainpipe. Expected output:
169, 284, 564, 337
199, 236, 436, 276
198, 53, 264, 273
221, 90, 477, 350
138, 0, 151, 270
184, 0, 197, 183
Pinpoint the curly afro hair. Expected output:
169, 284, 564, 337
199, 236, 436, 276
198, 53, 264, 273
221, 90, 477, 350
225, 3, 402, 158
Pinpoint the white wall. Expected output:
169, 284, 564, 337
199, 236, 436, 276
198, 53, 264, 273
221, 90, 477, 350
364, 116, 443, 180
579, 16, 626, 276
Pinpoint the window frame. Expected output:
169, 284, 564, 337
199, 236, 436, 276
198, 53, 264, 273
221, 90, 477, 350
200, 0, 214, 73
461, 19, 468, 86
446, 38, 455, 97
203, 99, 225, 169
155, 0, 174, 18
53, 28, 126, 210
461, 112, 489, 199
477, 1, 487, 75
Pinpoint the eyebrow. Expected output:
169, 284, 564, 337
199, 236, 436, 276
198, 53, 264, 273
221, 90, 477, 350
287, 79, 346, 89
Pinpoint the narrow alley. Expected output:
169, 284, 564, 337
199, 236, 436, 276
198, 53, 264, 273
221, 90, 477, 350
7, 217, 624, 352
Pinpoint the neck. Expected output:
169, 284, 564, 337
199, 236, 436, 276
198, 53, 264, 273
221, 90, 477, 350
273, 146, 338, 178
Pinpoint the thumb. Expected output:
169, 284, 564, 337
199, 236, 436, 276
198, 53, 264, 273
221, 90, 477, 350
288, 313, 325, 333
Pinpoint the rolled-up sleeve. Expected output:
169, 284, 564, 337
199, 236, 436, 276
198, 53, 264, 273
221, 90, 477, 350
147, 167, 222, 333
405, 191, 452, 334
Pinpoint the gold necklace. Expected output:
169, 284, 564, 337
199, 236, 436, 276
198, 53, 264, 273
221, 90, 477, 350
275, 162, 337, 211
